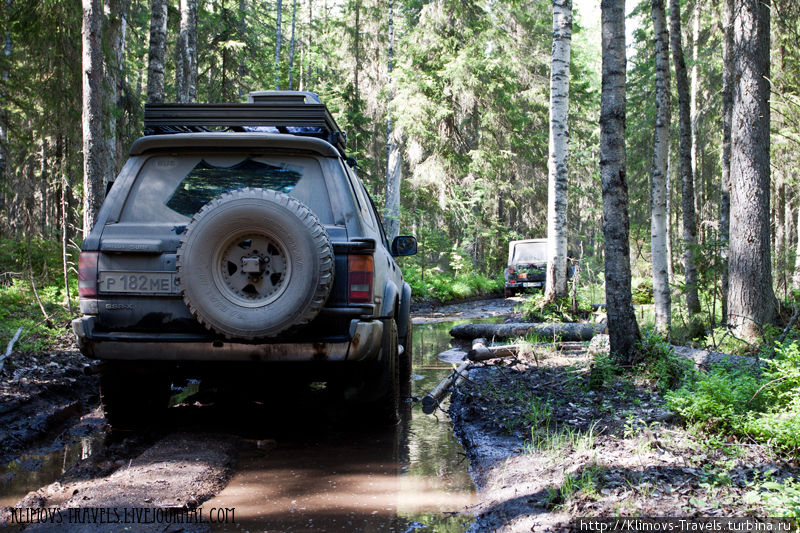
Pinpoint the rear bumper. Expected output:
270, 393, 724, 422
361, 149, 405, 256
72, 316, 383, 363
505, 281, 544, 289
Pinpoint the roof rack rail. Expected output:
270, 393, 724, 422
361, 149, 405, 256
143, 92, 347, 156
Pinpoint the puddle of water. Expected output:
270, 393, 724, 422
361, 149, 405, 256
206, 318, 502, 532
0, 432, 106, 508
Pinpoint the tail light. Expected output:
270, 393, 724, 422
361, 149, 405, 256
78, 252, 99, 298
348, 255, 374, 304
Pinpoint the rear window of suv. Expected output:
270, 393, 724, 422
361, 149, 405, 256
119, 154, 334, 223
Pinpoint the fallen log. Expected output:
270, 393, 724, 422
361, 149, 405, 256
589, 334, 763, 370
450, 322, 605, 342
422, 361, 470, 414
669, 345, 764, 370
469, 344, 521, 361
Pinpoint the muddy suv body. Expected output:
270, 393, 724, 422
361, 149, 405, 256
72, 91, 416, 425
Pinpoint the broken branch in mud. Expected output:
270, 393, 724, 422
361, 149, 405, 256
0, 326, 23, 374
422, 358, 471, 415
450, 321, 606, 342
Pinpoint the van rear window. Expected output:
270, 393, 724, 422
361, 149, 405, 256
166, 159, 301, 216
119, 154, 334, 223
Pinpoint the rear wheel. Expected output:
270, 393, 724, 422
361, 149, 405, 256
399, 316, 413, 385
338, 319, 399, 424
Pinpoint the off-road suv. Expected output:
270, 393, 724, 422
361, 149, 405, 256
72, 91, 416, 426
503, 239, 547, 297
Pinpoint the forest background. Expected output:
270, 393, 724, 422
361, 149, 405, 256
0, 0, 799, 343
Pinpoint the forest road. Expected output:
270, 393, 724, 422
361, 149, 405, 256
0, 296, 516, 531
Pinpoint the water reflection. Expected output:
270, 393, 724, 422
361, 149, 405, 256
206, 319, 500, 532
0, 433, 106, 509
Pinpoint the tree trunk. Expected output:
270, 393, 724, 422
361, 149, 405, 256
103, 0, 127, 175
728, 0, 776, 340
238, 0, 248, 98
544, 0, 572, 302
794, 203, 800, 291
690, 3, 701, 242
670, 0, 701, 319
177, 0, 198, 103
275, 0, 282, 90
600, 0, 641, 363
650, 0, 671, 334
720, 0, 733, 325
82, 0, 105, 236
384, 0, 401, 241
146, 0, 168, 103
288, 0, 297, 90
1, 0, 11, 219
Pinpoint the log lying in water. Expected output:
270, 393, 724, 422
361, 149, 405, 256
450, 322, 606, 342
422, 360, 470, 414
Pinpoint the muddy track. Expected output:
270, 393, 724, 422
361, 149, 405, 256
1, 298, 512, 531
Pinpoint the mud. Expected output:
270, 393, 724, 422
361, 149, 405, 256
449, 344, 800, 532
0, 301, 502, 531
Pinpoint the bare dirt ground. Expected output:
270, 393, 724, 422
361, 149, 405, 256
449, 342, 800, 532
0, 332, 99, 466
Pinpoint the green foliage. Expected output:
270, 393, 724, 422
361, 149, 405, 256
587, 353, 621, 391
520, 293, 592, 323
404, 262, 502, 303
665, 364, 763, 432
546, 463, 605, 509
631, 279, 654, 305
744, 477, 800, 518
0, 238, 77, 353
636, 332, 694, 393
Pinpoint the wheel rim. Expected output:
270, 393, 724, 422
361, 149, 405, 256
212, 231, 292, 308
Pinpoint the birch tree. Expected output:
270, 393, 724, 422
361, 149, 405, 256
544, 0, 572, 302
177, 0, 197, 103
146, 0, 168, 103
82, 0, 105, 234
650, 0, 671, 333
669, 0, 701, 321
600, 0, 641, 363
728, 0, 776, 340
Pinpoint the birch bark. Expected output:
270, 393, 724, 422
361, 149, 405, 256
650, 0, 671, 333
544, 0, 572, 302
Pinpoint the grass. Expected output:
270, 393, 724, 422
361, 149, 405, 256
403, 264, 503, 303
0, 238, 78, 353
526, 420, 601, 455
545, 462, 606, 509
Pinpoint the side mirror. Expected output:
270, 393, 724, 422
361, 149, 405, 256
391, 236, 417, 257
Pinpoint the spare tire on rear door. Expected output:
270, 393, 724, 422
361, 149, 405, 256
176, 188, 334, 339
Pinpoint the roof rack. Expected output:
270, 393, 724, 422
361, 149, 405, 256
143, 91, 347, 156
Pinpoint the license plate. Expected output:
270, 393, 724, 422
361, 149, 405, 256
523, 282, 542, 288
99, 271, 179, 294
